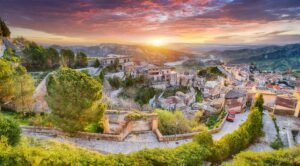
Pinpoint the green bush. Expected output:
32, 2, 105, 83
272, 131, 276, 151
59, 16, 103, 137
227, 146, 300, 166
155, 109, 205, 135
0, 117, 21, 146
198, 66, 225, 80
125, 111, 148, 121
107, 76, 123, 89
135, 87, 161, 106
193, 130, 213, 147
207, 97, 264, 163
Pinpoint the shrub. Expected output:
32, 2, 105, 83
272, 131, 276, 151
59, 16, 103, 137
207, 97, 264, 163
125, 111, 147, 121
107, 76, 123, 89
0, 117, 21, 146
193, 130, 213, 147
155, 109, 204, 135
227, 146, 300, 166
135, 87, 161, 106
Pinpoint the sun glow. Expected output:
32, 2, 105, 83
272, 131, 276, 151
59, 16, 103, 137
150, 39, 164, 46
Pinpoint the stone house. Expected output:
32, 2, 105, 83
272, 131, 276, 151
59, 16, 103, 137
99, 54, 135, 73
145, 65, 177, 87
225, 89, 247, 113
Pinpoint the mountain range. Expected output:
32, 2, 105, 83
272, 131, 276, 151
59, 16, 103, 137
205, 43, 300, 71
50, 44, 195, 65
49, 43, 300, 71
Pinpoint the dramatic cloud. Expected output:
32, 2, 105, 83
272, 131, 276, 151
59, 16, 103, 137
0, 0, 299, 45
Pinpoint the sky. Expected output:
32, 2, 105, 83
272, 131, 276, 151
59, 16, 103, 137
0, 0, 300, 45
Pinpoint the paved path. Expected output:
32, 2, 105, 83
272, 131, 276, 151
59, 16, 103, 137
22, 111, 251, 154
246, 111, 277, 152
213, 110, 249, 140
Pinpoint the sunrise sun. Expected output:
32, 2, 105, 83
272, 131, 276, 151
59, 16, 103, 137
150, 39, 164, 46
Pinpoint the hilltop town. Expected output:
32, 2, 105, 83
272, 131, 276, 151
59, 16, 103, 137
0, 18, 300, 165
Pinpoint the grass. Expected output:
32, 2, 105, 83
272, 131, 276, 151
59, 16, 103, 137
270, 113, 284, 149
205, 109, 226, 129
0, 107, 52, 127
0, 108, 33, 125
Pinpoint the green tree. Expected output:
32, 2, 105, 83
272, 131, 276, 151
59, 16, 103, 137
46, 68, 105, 133
60, 49, 75, 68
0, 116, 21, 146
22, 42, 48, 70
107, 76, 122, 89
46, 47, 60, 68
94, 59, 100, 67
0, 18, 10, 37
13, 66, 35, 114
254, 93, 264, 113
3, 48, 19, 62
0, 59, 15, 106
75, 52, 88, 68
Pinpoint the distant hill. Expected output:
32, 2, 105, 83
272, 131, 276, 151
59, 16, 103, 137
205, 43, 300, 71
50, 44, 195, 65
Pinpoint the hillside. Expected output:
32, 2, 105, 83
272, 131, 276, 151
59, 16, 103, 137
206, 43, 300, 71
50, 44, 195, 65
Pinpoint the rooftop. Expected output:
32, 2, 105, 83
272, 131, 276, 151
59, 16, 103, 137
225, 89, 246, 99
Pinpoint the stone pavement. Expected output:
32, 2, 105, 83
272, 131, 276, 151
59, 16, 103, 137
22, 111, 252, 154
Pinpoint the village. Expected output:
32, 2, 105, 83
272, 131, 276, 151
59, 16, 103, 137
1, 0, 300, 164
16, 52, 298, 154
1, 34, 300, 153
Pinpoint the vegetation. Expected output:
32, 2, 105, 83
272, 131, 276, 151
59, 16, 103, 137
45, 47, 60, 68
46, 68, 106, 133
207, 95, 264, 163
125, 111, 149, 121
75, 52, 88, 68
0, 116, 21, 146
227, 146, 300, 166
135, 87, 162, 106
198, 66, 225, 80
0, 107, 51, 127
13, 66, 35, 114
60, 49, 75, 68
206, 109, 226, 129
0, 92, 265, 165
163, 86, 189, 98
0, 18, 10, 37
270, 113, 284, 149
0, 59, 15, 105
107, 76, 123, 89
195, 89, 203, 102
0, 59, 35, 114
3, 48, 19, 62
94, 59, 100, 67
155, 109, 206, 135
22, 42, 49, 70
0, 136, 211, 166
